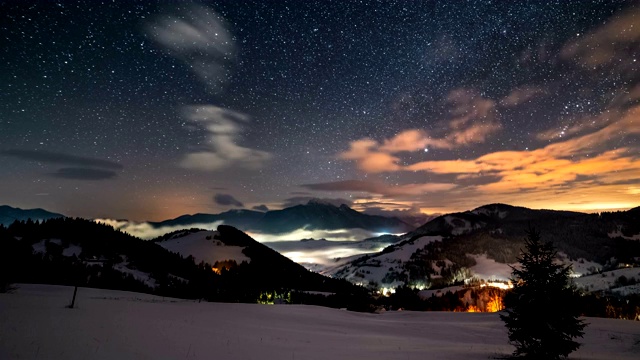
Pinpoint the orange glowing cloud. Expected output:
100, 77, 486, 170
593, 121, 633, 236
336, 102, 640, 213
338, 89, 502, 173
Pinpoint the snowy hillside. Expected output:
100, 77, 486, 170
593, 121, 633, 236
1, 284, 639, 360
575, 267, 640, 295
30, 238, 158, 288
157, 230, 251, 266
327, 204, 640, 294
328, 236, 444, 288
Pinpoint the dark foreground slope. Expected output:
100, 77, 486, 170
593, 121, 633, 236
0, 218, 366, 308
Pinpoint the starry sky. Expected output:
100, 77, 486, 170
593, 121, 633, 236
1, 0, 639, 221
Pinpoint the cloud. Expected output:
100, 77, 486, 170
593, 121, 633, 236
148, 6, 270, 173
406, 105, 640, 193
146, 4, 235, 93
180, 105, 272, 171
252, 204, 269, 212
96, 219, 224, 240
499, 86, 548, 107
301, 180, 456, 197
281, 197, 353, 208
51, 168, 118, 180
1, 149, 122, 181
339, 89, 501, 173
247, 227, 389, 243
214, 193, 244, 207
266, 238, 396, 267
561, 6, 640, 72
333, 98, 640, 214
1, 149, 123, 170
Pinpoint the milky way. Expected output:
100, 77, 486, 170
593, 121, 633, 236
1, 0, 639, 220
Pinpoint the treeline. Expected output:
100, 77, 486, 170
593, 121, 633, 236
0, 218, 367, 310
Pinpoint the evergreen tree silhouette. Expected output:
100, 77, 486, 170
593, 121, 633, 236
500, 227, 586, 359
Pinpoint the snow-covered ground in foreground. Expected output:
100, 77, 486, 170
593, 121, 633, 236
1, 285, 639, 360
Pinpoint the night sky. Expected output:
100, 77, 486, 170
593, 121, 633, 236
1, 0, 639, 221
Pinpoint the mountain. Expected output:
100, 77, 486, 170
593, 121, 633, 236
150, 209, 264, 230
151, 200, 413, 235
0, 205, 64, 226
327, 204, 640, 291
256, 199, 412, 234
0, 218, 363, 306
154, 225, 360, 295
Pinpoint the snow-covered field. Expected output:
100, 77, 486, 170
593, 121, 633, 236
1, 284, 639, 360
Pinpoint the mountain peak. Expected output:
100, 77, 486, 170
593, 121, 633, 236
306, 198, 344, 207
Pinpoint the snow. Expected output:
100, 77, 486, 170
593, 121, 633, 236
574, 267, 640, 293
442, 215, 486, 235
158, 230, 250, 266
32, 239, 82, 258
468, 254, 514, 281
556, 252, 603, 277
62, 244, 82, 257
113, 258, 157, 288
1, 284, 639, 360
608, 228, 640, 240
31, 239, 47, 253
444, 215, 472, 235
328, 236, 442, 287
471, 207, 508, 219
418, 286, 465, 298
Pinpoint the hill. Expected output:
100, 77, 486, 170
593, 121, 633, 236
0, 205, 64, 226
328, 204, 640, 291
0, 218, 364, 306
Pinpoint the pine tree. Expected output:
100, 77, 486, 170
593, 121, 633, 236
500, 227, 586, 359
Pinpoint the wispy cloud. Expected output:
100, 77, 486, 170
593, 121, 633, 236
339, 89, 501, 173
179, 105, 272, 171
147, 4, 235, 93
499, 86, 548, 107
214, 193, 244, 207
1, 149, 123, 170
52, 168, 118, 181
148, 5, 271, 172
561, 6, 640, 74
1, 149, 123, 181
301, 180, 456, 197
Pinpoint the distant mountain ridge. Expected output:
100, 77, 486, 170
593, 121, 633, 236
152, 200, 413, 235
0, 205, 64, 226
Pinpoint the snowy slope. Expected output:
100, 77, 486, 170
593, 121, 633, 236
31, 238, 156, 287
328, 236, 443, 288
1, 284, 639, 360
575, 267, 640, 293
157, 230, 251, 266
